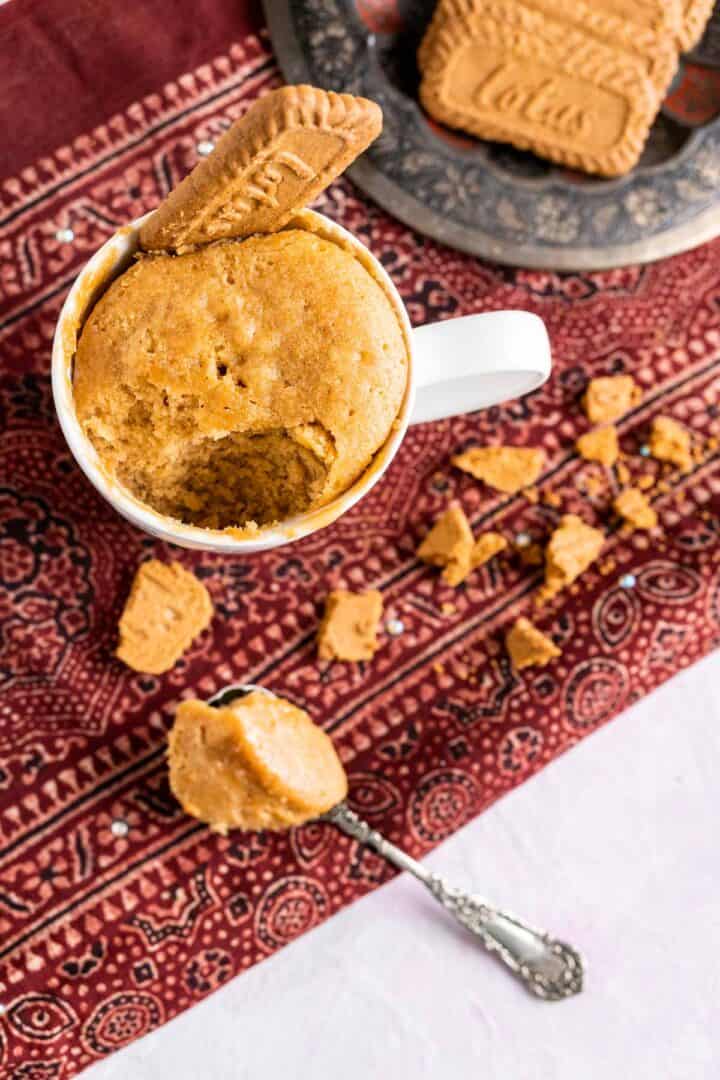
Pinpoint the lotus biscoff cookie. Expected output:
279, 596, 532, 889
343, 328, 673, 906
139, 85, 382, 251
419, 0, 678, 99
116, 560, 214, 674
418, 0, 662, 177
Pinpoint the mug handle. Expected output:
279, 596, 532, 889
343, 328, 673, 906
409, 311, 552, 425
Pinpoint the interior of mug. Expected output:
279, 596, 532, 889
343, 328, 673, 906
52, 210, 414, 552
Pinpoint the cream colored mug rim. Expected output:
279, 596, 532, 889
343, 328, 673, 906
51, 209, 416, 554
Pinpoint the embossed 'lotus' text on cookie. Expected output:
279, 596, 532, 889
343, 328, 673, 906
470, 60, 595, 140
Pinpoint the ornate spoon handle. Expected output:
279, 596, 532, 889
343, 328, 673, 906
323, 803, 584, 1001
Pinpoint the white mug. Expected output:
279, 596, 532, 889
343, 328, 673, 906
52, 210, 551, 553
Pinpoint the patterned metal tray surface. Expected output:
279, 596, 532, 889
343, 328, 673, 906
265, 0, 720, 269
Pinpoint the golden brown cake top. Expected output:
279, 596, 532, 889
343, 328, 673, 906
168, 692, 348, 833
74, 222, 408, 530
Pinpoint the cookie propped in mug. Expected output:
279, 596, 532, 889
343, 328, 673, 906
139, 85, 382, 252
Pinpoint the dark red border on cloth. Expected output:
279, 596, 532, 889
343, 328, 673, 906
0, 0, 264, 179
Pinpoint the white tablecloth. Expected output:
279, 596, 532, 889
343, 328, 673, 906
87, 651, 720, 1080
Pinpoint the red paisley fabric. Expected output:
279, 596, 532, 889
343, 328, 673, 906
2, 2, 720, 1075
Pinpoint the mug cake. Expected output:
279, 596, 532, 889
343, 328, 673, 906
71, 86, 409, 533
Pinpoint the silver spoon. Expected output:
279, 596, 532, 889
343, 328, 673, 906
208, 683, 584, 1001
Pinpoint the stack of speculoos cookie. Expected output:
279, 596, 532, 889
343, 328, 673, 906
418, 0, 714, 177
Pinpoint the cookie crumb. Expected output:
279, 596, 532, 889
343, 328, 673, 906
317, 589, 383, 661
616, 461, 631, 486
539, 513, 604, 601
582, 470, 607, 498
452, 446, 545, 494
506, 617, 560, 670
599, 556, 617, 575
417, 503, 474, 586
542, 490, 562, 508
116, 560, 214, 674
441, 601, 456, 616
614, 487, 658, 530
637, 474, 654, 490
471, 531, 507, 568
576, 425, 619, 467
523, 486, 539, 504
649, 416, 692, 471
582, 375, 642, 424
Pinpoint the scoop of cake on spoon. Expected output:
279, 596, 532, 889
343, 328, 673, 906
167, 683, 584, 1001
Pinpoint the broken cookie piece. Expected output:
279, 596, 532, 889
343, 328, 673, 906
541, 514, 605, 601
471, 532, 508, 569
648, 416, 692, 471
116, 560, 214, 674
451, 446, 545, 495
614, 487, 658, 530
576, 425, 619, 467
582, 376, 642, 424
506, 617, 560, 670
417, 503, 474, 586
317, 589, 383, 661
418, 507, 507, 586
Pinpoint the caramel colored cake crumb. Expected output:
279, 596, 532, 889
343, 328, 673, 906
116, 560, 213, 674
317, 589, 383, 661
417, 504, 474, 586
616, 462, 631, 486
581, 470, 607, 498
582, 376, 642, 424
506, 617, 560, 670
471, 531, 507, 568
452, 446, 545, 494
74, 227, 407, 530
576, 425, 619, 467
541, 514, 604, 600
649, 416, 692, 471
614, 487, 658, 530
168, 692, 347, 832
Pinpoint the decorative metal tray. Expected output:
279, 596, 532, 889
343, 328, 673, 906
265, 0, 720, 269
